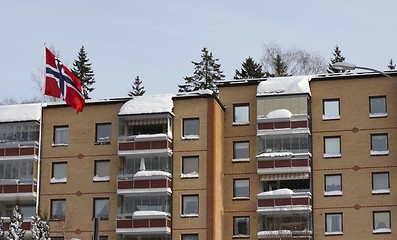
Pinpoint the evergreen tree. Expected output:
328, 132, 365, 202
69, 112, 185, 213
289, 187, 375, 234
179, 47, 225, 94
7, 205, 25, 240
0, 217, 4, 239
30, 215, 50, 240
234, 57, 267, 79
327, 45, 346, 73
388, 59, 396, 70
72, 46, 95, 99
128, 76, 146, 97
273, 54, 288, 77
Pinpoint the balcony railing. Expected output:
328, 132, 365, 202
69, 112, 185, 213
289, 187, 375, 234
257, 189, 312, 214
0, 141, 39, 158
117, 211, 171, 235
0, 180, 37, 201
257, 114, 309, 131
118, 171, 172, 194
1, 217, 32, 231
118, 134, 172, 156
257, 152, 311, 175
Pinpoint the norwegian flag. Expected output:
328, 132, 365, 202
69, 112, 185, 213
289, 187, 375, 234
45, 47, 85, 112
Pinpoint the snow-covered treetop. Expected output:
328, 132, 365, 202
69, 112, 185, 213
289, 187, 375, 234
257, 75, 313, 96
0, 103, 41, 123
119, 94, 174, 115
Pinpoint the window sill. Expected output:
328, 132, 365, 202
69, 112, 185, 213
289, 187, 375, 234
93, 176, 110, 182
181, 173, 199, 179
371, 150, 389, 156
181, 214, 198, 218
232, 122, 249, 126
52, 143, 68, 147
325, 231, 343, 236
232, 158, 250, 163
233, 197, 250, 200
94, 141, 110, 145
369, 113, 387, 118
324, 191, 342, 197
373, 228, 391, 234
323, 154, 341, 158
182, 136, 199, 140
322, 116, 340, 121
372, 189, 390, 195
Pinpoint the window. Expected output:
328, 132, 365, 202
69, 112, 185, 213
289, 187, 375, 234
373, 211, 391, 233
372, 172, 390, 194
371, 134, 388, 155
51, 162, 67, 183
324, 174, 342, 196
183, 118, 199, 139
325, 213, 343, 235
96, 123, 111, 144
94, 198, 109, 219
233, 104, 249, 124
182, 156, 199, 178
51, 199, 66, 220
99, 237, 108, 240
233, 179, 250, 199
182, 195, 198, 216
53, 126, 68, 145
324, 137, 341, 158
94, 160, 110, 181
233, 216, 250, 236
233, 141, 249, 161
323, 99, 340, 120
181, 234, 199, 240
0, 160, 33, 180
50, 237, 64, 240
370, 96, 387, 117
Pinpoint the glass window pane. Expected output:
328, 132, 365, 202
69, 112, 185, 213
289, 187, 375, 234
54, 126, 68, 145
53, 163, 67, 179
370, 97, 386, 114
325, 175, 341, 191
51, 200, 66, 220
234, 217, 249, 235
326, 213, 342, 232
234, 179, 249, 198
234, 105, 249, 124
324, 100, 340, 118
374, 211, 390, 230
94, 199, 109, 219
183, 156, 199, 174
373, 173, 389, 190
182, 195, 198, 215
182, 234, 198, 240
372, 135, 388, 151
325, 137, 340, 155
96, 124, 111, 143
95, 160, 110, 177
234, 142, 249, 159
183, 119, 199, 137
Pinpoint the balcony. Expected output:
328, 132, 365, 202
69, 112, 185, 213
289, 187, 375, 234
0, 180, 37, 201
118, 134, 172, 156
257, 152, 311, 175
257, 189, 312, 214
117, 211, 171, 235
257, 112, 309, 133
0, 141, 39, 159
118, 171, 172, 195
1, 217, 32, 231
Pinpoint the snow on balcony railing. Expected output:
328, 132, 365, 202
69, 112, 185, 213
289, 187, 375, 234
258, 229, 312, 239
257, 189, 312, 213
118, 134, 172, 155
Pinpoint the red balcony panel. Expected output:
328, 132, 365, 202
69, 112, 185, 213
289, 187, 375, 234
274, 122, 290, 129
3, 221, 31, 231
292, 159, 309, 167
117, 219, 132, 228
167, 218, 171, 227
258, 199, 274, 207
135, 141, 151, 150
167, 140, 173, 149
292, 198, 310, 205
3, 185, 17, 193
134, 180, 150, 188
258, 160, 274, 169
5, 148, 19, 156
119, 142, 135, 151
18, 184, 34, 193
0, 149, 4, 156
275, 160, 291, 168
34, 184, 37, 192
291, 121, 308, 128
151, 179, 167, 188
151, 140, 167, 149
20, 147, 35, 155
275, 198, 292, 206
134, 219, 149, 228
258, 122, 274, 130
118, 180, 133, 189
150, 219, 167, 228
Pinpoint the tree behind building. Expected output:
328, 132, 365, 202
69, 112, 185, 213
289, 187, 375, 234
234, 56, 267, 79
327, 45, 346, 73
72, 46, 95, 99
128, 76, 146, 97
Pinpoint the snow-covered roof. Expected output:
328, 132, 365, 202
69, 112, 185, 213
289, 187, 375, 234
119, 94, 174, 115
174, 89, 215, 98
0, 103, 41, 123
257, 75, 313, 96
265, 109, 292, 119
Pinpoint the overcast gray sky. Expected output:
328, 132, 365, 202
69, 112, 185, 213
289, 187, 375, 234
1, 0, 396, 102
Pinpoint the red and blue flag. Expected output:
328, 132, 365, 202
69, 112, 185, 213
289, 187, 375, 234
45, 47, 85, 112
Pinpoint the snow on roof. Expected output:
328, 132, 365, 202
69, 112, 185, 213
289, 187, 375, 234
257, 188, 294, 196
265, 109, 292, 119
257, 75, 313, 96
0, 103, 41, 123
174, 89, 214, 98
119, 94, 174, 115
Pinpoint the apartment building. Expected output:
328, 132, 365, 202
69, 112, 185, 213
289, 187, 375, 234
1, 71, 396, 240
311, 73, 397, 239
0, 103, 41, 234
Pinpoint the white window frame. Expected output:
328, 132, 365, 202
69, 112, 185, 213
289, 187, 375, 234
323, 99, 340, 120
372, 172, 390, 194
324, 136, 341, 158
233, 104, 249, 125
324, 174, 342, 196
371, 134, 388, 156
373, 211, 391, 233
369, 96, 387, 118
182, 195, 199, 217
325, 213, 343, 235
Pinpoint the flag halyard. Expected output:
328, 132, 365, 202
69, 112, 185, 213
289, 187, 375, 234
45, 47, 85, 112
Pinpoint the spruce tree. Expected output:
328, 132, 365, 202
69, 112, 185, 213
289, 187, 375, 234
388, 59, 396, 70
0, 217, 4, 239
327, 45, 346, 73
30, 215, 50, 240
72, 46, 95, 99
234, 57, 267, 79
128, 76, 146, 97
179, 47, 225, 94
7, 205, 25, 240
273, 54, 288, 77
